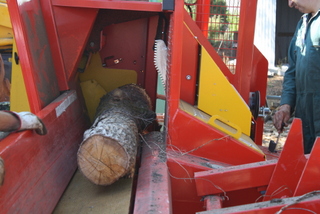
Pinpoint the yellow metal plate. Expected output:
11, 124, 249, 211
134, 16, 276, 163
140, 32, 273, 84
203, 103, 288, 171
198, 47, 252, 136
79, 52, 137, 123
0, 1, 13, 39
80, 80, 106, 123
79, 53, 137, 93
10, 40, 30, 112
180, 100, 264, 156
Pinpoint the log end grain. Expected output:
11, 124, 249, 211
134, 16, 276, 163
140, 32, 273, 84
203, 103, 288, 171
77, 135, 129, 185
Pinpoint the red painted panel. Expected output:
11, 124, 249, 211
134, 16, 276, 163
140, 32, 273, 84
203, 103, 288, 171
41, 0, 68, 91
294, 138, 320, 196
200, 194, 320, 214
182, 10, 231, 83
7, 0, 60, 112
144, 16, 160, 107
53, 6, 98, 82
52, 0, 163, 12
263, 118, 307, 201
0, 91, 90, 213
166, 0, 185, 116
250, 47, 268, 108
235, 0, 258, 102
250, 47, 269, 145
99, 18, 149, 86
134, 132, 171, 214
194, 159, 277, 196
167, 160, 206, 214
167, 151, 230, 213
180, 23, 199, 105
195, 0, 210, 37
169, 109, 265, 165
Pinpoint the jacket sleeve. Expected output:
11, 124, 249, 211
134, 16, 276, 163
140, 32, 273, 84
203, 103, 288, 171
280, 21, 301, 111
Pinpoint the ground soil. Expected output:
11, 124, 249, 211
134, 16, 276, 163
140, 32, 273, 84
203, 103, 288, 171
263, 75, 289, 151
266, 75, 284, 96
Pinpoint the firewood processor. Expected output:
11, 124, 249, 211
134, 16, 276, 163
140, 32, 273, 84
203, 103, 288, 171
1, 0, 320, 213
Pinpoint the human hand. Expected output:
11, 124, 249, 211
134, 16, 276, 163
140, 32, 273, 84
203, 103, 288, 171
16, 112, 47, 135
273, 104, 291, 133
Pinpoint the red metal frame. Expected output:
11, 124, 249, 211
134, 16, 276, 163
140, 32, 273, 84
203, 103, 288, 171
0, 90, 89, 213
7, 0, 59, 112
51, 6, 97, 84
250, 47, 268, 145
52, 0, 163, 12
4, 0, 163, 212
180, 20, 199, 105
168, 109, 265, 165
133, 132, 172, 213
180, 8, 231, 105
294, 138, 320, 196
188, 0, 264, 105
6, 0, 317, 213
162, 2, 268, 210
263, 119, 306, 201
135, 118, 320, 213
167, 1, 265, 165
191, 118, 320, 212
235, 0, 258, 102
195, 159, 277, 197
195, 0, 210, 37
198, 194, 320, 214
166, 148, 231, 213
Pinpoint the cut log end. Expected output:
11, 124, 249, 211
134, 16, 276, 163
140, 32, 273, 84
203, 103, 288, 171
77, 135, 129, 185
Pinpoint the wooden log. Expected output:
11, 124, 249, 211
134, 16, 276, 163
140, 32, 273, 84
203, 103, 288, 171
77, 84, 156, 185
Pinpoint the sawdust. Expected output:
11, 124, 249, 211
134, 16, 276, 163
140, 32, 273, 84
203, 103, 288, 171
262, 75, 290, 151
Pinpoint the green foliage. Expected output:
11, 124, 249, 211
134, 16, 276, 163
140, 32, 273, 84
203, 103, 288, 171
208, 0, 240, 57
208, 0, 229, 49
210, 0, 228, 22
183, 0, 240, 56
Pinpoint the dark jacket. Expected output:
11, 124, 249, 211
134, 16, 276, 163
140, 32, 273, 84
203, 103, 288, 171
280, 11, 320, 153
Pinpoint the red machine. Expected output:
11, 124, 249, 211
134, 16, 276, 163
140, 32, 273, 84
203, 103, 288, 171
1, 0, 320, 213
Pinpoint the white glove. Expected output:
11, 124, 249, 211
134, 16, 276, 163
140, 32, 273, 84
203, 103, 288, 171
15, 112, 47, 135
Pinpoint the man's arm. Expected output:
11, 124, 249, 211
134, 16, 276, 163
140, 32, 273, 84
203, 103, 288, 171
0, 111, 47, 135
0, 111, 19, 132
273, 22, 300, 133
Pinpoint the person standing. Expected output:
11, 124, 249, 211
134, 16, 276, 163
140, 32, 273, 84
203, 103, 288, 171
274, 0, 320, 153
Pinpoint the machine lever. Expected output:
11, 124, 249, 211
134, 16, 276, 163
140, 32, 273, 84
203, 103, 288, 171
268, 122, 285, 153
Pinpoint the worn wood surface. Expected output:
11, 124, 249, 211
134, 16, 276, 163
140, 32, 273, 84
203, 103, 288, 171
53, 169, 134, 214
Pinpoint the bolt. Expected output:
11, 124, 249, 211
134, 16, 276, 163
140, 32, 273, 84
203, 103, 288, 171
186, 75, 192, 80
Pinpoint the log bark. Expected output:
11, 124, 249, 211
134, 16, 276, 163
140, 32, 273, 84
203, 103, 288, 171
77, 84, 155, 185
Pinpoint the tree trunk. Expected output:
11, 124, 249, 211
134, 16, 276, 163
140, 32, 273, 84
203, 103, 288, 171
77, 84, 155, 185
